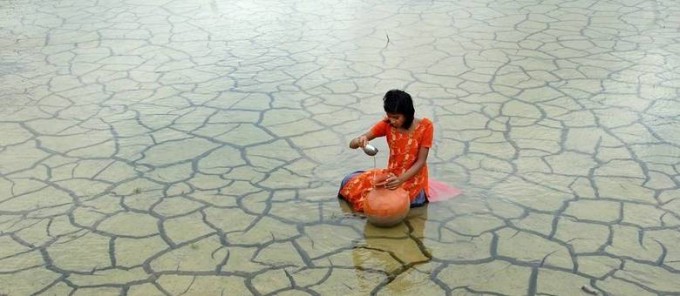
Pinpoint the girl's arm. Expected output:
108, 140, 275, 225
386, 146, 429, 189
349, 131, 376, 149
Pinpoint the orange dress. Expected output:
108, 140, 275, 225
339, 118, 434, 212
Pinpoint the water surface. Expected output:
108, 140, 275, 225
1, 0, 679, 295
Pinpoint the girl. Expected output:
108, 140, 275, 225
339, 89, 433, 212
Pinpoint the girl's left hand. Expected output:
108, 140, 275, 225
385, 173, 403, 190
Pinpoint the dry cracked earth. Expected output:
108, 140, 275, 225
1, 0, 679, 295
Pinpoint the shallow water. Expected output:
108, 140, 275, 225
1, 0, 680, 295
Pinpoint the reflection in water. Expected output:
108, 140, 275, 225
339, 199, 432, 293
1, 0, 679, 294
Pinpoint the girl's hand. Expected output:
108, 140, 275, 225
349, 132, 375, 149
355, 135, 368, 148
374, 172, 394, 187
385, 173, 403, 190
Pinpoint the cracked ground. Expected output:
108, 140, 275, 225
1, 0, 679, 295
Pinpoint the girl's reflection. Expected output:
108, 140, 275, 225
339, 201, 431, 292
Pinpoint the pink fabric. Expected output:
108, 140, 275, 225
428, 179, 462, 202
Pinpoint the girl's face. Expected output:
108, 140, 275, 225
386, 113, 405, 129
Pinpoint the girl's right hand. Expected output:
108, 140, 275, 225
355, 135, 368, 148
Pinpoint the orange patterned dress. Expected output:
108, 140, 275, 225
339, 118, 434, 212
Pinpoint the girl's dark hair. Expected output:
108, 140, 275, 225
383, 89, 415, 129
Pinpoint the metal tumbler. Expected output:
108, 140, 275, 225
362, 144, 378, 156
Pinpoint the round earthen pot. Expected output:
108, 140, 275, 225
363, 187, 410, 227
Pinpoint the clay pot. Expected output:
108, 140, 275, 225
363, 187, 410, 227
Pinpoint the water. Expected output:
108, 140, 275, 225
373, 155, 377, 188
0, 0, 679, 295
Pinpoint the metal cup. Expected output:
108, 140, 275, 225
362, 144, 378, 156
